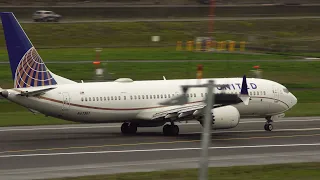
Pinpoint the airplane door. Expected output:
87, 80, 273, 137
62, 92, 70, 112
273, 85, 280, 103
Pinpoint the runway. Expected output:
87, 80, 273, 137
1, 116, 320, 179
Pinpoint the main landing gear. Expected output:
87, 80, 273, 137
264, 117, 273, 131
121, 122, 137, 135
163, 123, 179, 136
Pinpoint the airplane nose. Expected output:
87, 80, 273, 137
291, 94, 297, 107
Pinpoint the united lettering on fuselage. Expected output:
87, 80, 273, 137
216, 83, 257, 90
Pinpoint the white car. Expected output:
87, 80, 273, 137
33, 10, 62, 22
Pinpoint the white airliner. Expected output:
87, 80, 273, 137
0, 12, 297, 136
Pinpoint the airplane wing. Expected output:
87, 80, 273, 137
15, 86, 56, 97
136, 75, 251, 121
135, 102, 206, 120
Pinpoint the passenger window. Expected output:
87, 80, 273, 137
253, 92, 256, 96
134, 95, 137, 99
104, 97, 106, 101
150, 95, 152, 99
93, 97, 95, 101
96, 97, 99, 101
89, 97, 91, 101
81, 97, 84, 101
124, 96, 126, 100
249, 92, 252, 96
201, 93, 203, 97
194, 93, 196, 97
154, 95, 156, 99
264, 91, 266, 95
138, 95, 141, 99
190, 93, 193, 97
257, 92, 259, 95
115, 96, 117, 100
108, 97, 110, 101
157, 95, 159, 99
130, 96, 133, 100
168, 94, 171, 98
164, 94, 167, 98
111, 96, 113, 100
100, 97, 103, 101
85, 97, 88, 101
146, 95, 148, 99
119, 96, 121, 100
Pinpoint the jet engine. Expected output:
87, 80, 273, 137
200, 105, 240, 129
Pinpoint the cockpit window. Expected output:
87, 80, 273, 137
283, 88, 289, 93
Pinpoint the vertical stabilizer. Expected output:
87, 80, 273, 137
0, 12, 76, 88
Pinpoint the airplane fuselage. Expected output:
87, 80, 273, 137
6, 77, 296, 124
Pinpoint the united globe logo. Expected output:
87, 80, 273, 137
14, 47, 57, 88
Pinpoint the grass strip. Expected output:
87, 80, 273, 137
0, 19, 320, 50
0, 61, 319, 89
46, 162, 320, 180
0, 47, 292, 62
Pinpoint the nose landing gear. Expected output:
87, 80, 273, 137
264, 116, 273, 131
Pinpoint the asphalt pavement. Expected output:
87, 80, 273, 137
14, 16, 320, 24
0, 116, 320, 179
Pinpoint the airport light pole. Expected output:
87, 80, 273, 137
161, 80, 229, 180
180, 81, 228, 180
198, 80, 214, 180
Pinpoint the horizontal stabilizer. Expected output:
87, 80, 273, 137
17, 86, 56, 96
28, 108, 40, 114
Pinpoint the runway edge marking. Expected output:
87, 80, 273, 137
1, 143, 320, 158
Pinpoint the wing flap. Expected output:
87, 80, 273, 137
136, 103, 206, 121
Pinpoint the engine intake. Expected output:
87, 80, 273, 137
200, 105, 240, 129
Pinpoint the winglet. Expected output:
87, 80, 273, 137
240, 75, 248, 95
163, 76, 166, 80
239, 75, 250, 105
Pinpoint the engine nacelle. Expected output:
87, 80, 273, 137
200, 105, 240, 129
212, 105, 240, 129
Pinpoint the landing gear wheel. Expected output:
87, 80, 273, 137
264, 123, 273, 131
163, 124, 170, 136
163, 124, 179, 136
171, 125, 179, 136
121, 122, 137, 135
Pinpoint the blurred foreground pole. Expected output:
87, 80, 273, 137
198, 80, 214, 180
208, 0, 215, 35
